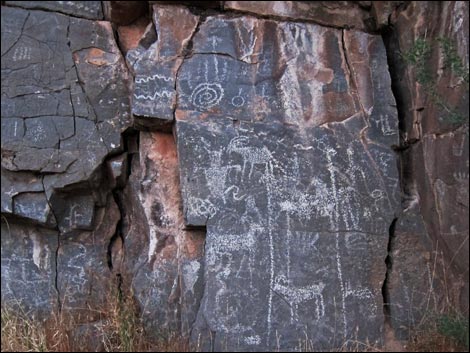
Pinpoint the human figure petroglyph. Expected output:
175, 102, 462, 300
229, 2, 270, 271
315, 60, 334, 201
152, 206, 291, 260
378, 114, 395, 136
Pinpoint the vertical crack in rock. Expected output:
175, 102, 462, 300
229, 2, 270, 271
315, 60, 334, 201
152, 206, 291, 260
382, 26, 421, 211
173, 15, 205, 122
382, 218, 397, 323
40, 178, 62, 312
107, 192, 123, 271
55, 232, 62, 312
380, 19, 421, 334
341, 29, 365, 115
65, 18, 99, 124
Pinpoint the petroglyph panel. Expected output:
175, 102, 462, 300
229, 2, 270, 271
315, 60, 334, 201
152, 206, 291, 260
129, 5, 199, 128
1, 6, 131, 232
5, 1, 103, 20
176, 17, 363, 127
1, 221, 58, 317
174, 14, 399, 351
178, 115, 397, 350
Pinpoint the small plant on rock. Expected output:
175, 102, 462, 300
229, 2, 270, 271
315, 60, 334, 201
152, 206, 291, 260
402, 36, 469, 126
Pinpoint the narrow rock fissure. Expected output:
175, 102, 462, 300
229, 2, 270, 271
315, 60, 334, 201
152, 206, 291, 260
55, 232, 62, 312
39, 177, 62, 312
382, 218, 397, 322
173, 15, 206, 122
106, 129, 137, 273
381, 21, 423, 211
380, 18, 417, 331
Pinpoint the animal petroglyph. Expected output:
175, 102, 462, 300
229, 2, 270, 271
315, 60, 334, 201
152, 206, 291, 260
227, 136, 273, 179
273, 275, 326, 322
191, 82, 224, 109
345, 282, 377, 316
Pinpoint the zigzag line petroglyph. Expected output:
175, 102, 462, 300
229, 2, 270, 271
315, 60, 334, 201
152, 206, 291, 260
135, 74, 172, 83
133, 90, 173, 101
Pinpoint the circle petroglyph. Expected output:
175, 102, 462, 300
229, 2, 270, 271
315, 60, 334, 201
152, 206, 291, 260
191, 83, 224, 109
231, 95, 245, 107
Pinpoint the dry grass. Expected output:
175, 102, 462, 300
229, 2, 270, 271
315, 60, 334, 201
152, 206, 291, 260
2, 305, 468, 353
1, 261, 467, 353
1, 306, 47, 352
1, 294, 189, 352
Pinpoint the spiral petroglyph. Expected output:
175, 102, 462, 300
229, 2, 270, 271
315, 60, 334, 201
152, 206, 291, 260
191, 83, 224, 109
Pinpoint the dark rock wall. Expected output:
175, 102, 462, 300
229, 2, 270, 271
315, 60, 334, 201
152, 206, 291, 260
1, 1, 468, 351
384, 2, 469, 326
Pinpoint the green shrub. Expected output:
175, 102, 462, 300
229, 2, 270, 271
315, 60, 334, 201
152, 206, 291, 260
437, 313, 469, 350
402, 37, 469, 126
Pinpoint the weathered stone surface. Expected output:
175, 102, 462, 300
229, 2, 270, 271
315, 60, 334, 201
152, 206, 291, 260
13, 192, 56, 227
1, 168, 44, 214
51, 193, 96, 234
387, 204, 445, 340
387, 0, 469, 314
57, 195, 119, 318
224, 1, 372, 31
171, 14, 399, 351
5, 1, 103, 20
177, 17, 361, 126
1, 6, 132, 233
1, 2, 468, 351
121, 132, 205, 338
128, 5, 199, 129
117, 17, 150, 54
1, 221, 58, 319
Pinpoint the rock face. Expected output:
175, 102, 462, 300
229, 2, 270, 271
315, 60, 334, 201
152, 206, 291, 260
120, 131, 205, 337
1, 1, 131, 325
173, 15, 399, 350
4, 1, 104, 20
128, 5, 199, 129
1, 222, 59, 319
1, 1, 468, 351
224, 1, 373, 31
384, 0, 469, 328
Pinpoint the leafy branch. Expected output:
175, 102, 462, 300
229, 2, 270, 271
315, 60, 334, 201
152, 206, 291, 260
402, 36, 469, 126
